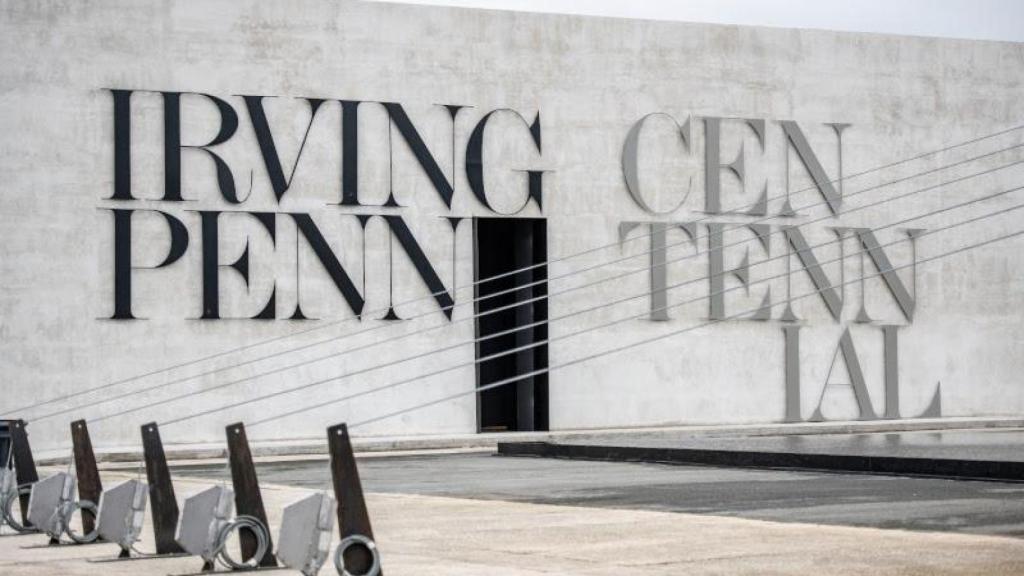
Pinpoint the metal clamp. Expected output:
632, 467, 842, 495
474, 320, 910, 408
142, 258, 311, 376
28, 472, 99, 544
333, 534, 380, 576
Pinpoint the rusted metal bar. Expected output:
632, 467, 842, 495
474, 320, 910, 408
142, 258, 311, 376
225, 422, 277, 567
70, 419, 102, 536
140, 422, 184, 555
8, 419, 38, 526
327, 423, 380, 576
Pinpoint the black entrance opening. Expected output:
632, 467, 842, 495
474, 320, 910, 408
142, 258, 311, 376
473, 217, 549, 433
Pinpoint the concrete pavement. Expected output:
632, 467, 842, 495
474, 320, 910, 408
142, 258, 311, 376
184, 451, 1024, 537
499, 428, 1024, 481
2, 467, 1024, 575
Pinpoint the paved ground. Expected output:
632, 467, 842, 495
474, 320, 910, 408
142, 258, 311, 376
539, 428, 1024, 461
181, 449, 1024, 537
5, 429, 1024, 574
3, 468, 1024, 575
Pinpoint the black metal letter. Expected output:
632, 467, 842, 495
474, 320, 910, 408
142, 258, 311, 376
379, 215, 455, 320
466, 109, 544, 215
110, 209, 190, 320
243, 96, 325, 203
163, 92, 240, 203
382, 102, 461, 209
199, 211, 276, 320
109, 89, 133, 200
290, 213, 365, 318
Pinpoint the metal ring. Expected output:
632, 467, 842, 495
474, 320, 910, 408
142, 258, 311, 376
333, 534, 381, 576
1, 485, 36, 534
63, 500, 100, 544
215, 515, 270, 570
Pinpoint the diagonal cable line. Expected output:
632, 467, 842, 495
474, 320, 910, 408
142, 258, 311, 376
189, 184, 1024, 426
22, 146, 1024, 424
159, 187, 1024, 429
6, 124, 1021, 417
342, 222, 1024, 431
241, 195, 1024, 428
46, 155, 1024, 425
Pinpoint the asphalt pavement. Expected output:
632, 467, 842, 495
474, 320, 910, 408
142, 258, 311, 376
179, 447, 1024, 538
540, 428, 1024, 461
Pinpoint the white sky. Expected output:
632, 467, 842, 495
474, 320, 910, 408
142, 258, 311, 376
368, 0, 1024, 43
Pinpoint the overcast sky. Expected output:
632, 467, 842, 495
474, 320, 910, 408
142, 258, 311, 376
370, 0, 1024, 43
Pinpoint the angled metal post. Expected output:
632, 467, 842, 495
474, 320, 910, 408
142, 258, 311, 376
8, 419, 38, 526
140, 422, 184, 555
327, 423, 381, 576
70, 419, 102, 536
0, 420, 9, 470
225, 422, 277, 567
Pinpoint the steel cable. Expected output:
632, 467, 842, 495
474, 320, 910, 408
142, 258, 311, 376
213, 515, 271, 570
54, 153, 1024, 426
345, 222, 1024, 430
159, 185, 1024, 428
6, 124, 1022, 418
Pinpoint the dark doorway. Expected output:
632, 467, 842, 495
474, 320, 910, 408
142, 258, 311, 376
473, 218, 549, 433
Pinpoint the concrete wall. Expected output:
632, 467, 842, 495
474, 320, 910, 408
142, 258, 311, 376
1, 0, 1023, 452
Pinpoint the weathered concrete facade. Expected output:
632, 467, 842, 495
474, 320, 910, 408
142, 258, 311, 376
1, 0, 1023, 452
